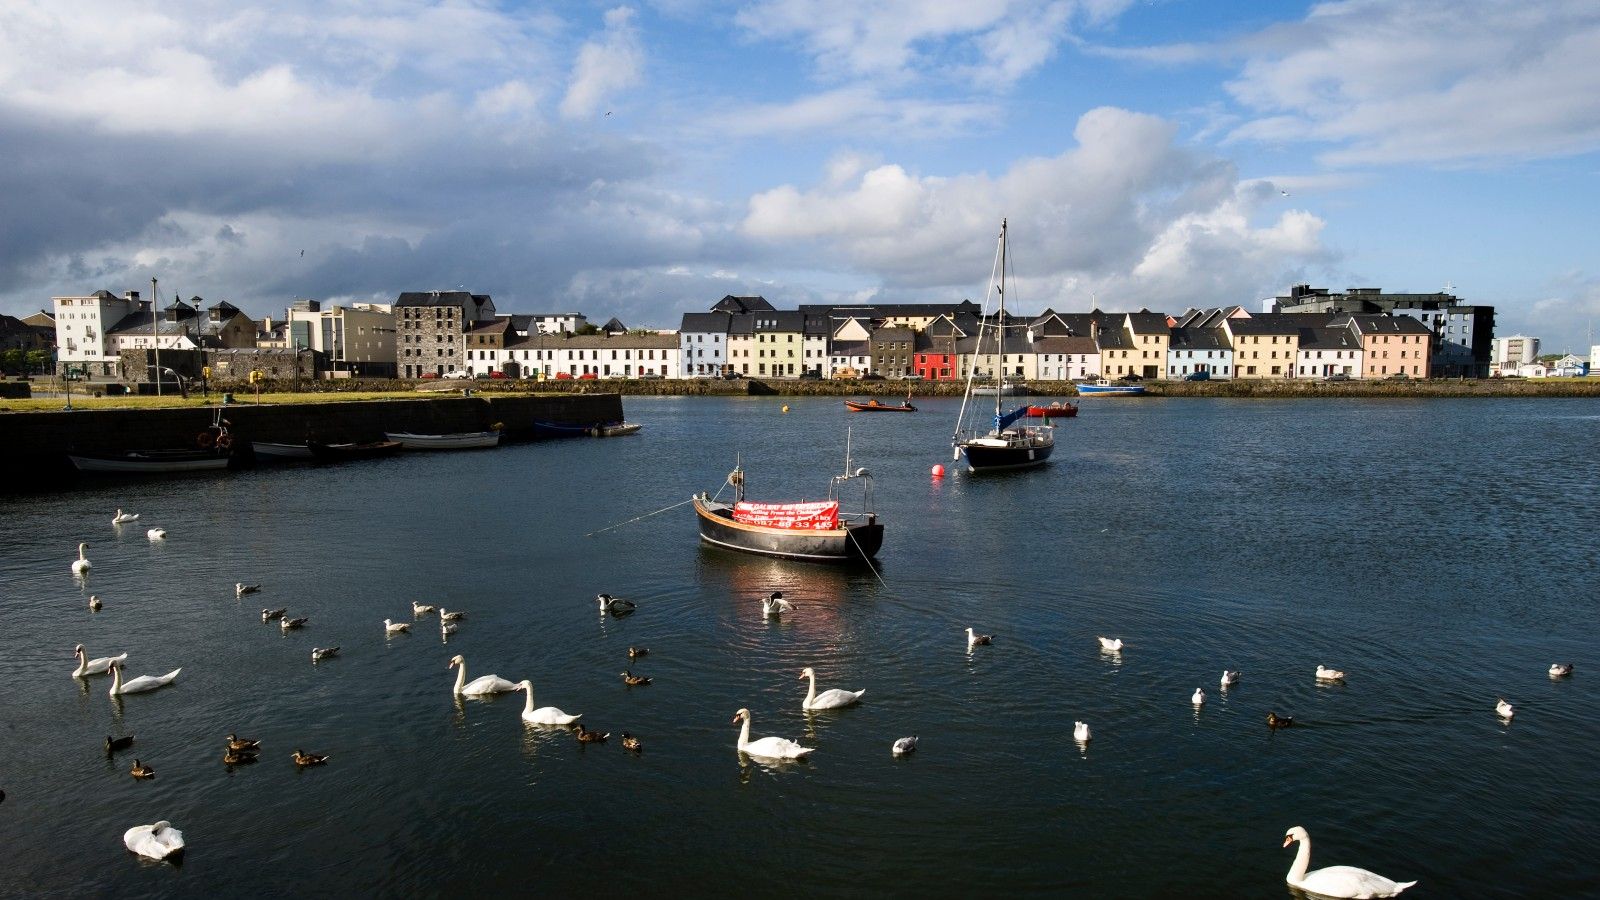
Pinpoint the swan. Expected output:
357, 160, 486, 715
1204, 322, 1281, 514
799, 667, 864, 710
732, 708, 814, 759
1316, 665, 1346, 682
235, 583, 261, 597
1074, 721, 1091, 742
112, 509, 139, 525
413, 601, 436, 617
1282, 826, 1416, 897
384, 619, 410, 635
516, 680, 581, 725
124, 820, 184, 860
1192, 687, 1206, 706
146, 527, 167, 541
892, 736, 918, 756
1496, 698, 1515, 719
311, 647, 339, 662
1098, 636, 1122, 651
966, 627, 993, 648
72, 644, 127, 677
89, 595, 102, 611
1221, 670, 1240, 688
449, 655, 518, 696
1549, 663, 1573, 678
71, 542, 91, 575
597, 594, 636, 615
761, 592, 792, 617
107, 661, 180, 696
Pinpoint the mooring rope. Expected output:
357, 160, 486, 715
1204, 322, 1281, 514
584, 497, 696, 537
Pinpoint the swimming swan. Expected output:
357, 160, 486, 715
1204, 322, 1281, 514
72, 543, 91, 575
449, 655, 518, 696
799, 666, 864, 710
516, 680, 581, 725
72, 644, 127, 678
113, 509, 140, 525
1282, 826, 1415, 898
732, 708, 814, 759
124, 821, 184, 861
107, 661, 180, 696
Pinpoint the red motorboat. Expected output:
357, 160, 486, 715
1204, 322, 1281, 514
1025, 402, 1078, 419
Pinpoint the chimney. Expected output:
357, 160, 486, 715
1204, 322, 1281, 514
124, 290, 140, 303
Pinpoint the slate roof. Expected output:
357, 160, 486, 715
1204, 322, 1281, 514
1169, 327, 1232, 351
680, 311, 732, 333
869, 326, 915, 346
711, 295, 775, 314
1297, 326, 1362, 351
1095, 325, 1133, 350
506, 333, 678, 351
1336, 314, 1434, 336
1032, 336, 1100, 355
1126, 311, 1171, 335
395, 291, 494, 316
830, 340, 869, 356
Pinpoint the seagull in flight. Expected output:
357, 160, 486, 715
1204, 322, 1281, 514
1280, 189, 1291, 197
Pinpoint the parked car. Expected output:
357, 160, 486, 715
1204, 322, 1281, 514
799, 371, 822, 380
1183, 371, 1210, 381
475, 373, 491, 380
489, 371, 508, 379
1124, 373, 1144, 382
443, 371, 470, 379
860, 373, 885, 381
1386, 372, 1409, 380
721, 371, 742, 380
555, 372, 574, 380
899, 373, 925, 381
1324, 373, 1351, 382
420, 372, 440, 379
578, 372, 598, 380
638, 373, 664, 380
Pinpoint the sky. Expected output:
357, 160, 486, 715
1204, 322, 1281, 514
3, 0, 1599, 350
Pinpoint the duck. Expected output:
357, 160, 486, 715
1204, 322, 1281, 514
384, 619, 411, 635
966, 627, 993, 648
1496, 698, 1515, 719
1097, 636, 1123, 651
439, 608, 466, 622
1074, 721, 1092, 742
1267, 712, 1294, 729
799, 667, 865, 711
1220, 670, 1241, 688
1282, 826, 1416, 897
621, 670, 652, 686
597, 594, 636, 615
621, 733, 643, 752
449, 655, 519, 696
146, 527, 167, 541
280, 616, 308, 631
123, 820, 184, 861
235, 583, 261, 597
292, 749, 330, 767
71, 542, 91, 575
1192, 687, 1206, 706
89, 594, 102, 611
222, 746, 259, 765
1550, 663, 1573, 678
516, 680, 581, 725
760, 592, 792, 617
311, 647, 339, 662
412, 601, 437, 617
892, 736, 918, 756
627, 647, 649, 660
224, 733, 261, 752
1316, 665, 1346, 682
732, 708, 814, 760
261, 607, 287, 623
112, 509, 140, 525
108, 661, 180, 696
105, 734, 134, 754
72, 644, 127, 678
129, 759, 155, 779
573, 723, 610, 743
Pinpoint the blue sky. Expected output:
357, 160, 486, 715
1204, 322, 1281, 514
3, 0, 1599, 351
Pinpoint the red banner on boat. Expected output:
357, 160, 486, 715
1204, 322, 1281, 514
733, 501, 839, 530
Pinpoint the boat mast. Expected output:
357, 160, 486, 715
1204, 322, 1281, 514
994, 219, 1006, 424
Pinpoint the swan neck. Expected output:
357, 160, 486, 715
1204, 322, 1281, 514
522, 684, 534, 714
1287, 834, 1311, 885
108, 664, 121, 695
453, 661, 467, 695
804, 672, 816, 705
738, 714, 751, 747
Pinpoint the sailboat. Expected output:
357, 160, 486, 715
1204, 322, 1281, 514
951, 220, 1054, 473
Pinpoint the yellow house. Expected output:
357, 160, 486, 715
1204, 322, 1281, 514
1124, 312, 1171, 379
1222, 316, 1304, 379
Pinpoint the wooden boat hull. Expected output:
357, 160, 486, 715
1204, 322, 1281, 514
252, 441, 316, 460
693, 496, 882, 562
844, 400, 916, 412
309, 440, 403, 461
70, 450, 230, 473
384, 431, 501, 450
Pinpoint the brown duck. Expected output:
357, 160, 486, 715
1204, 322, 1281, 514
621, 733, 643, 752
292, 749, 330, 767
1266, 712, 1294, 729
573, 724, 610, 744
129, 759, 155, 779
620, 670, 652, 686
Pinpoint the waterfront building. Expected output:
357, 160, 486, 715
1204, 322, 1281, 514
1295, 326, 1363, 378
1334, 314, 1433, 379
1166, 327, 1233, 380
527, 312, 587, 334
52, 290, 143, 377
1549, 354, 1587, 377
1275, 284, 1493, 378
505, 332, 678, 379
1031, 335, 1101, 380
914, 314, 973, 381
829, 340, 870, 378
0, 314, 50, 353
741, 310, 806, 378
869, 326, 915, 379
395, 290, 496, 379
679, 312, 731, 377
1490, 335, 1540, 376
463, 316, 526, 377
1125, 311, 1173, 380
1591, 345, 1600, 376
289, 300, 397, 378
1097, 322, 1137, 378
1222, 315, 1306, 379
802, 315, 830, 377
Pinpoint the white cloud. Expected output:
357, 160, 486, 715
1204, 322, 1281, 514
560, 6, 645, 120
704, 85, 995, 138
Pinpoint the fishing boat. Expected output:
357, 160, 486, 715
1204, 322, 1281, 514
590, 422, 643, 437
252, 441, 316, 461
308, 440, 403, 461
844, 395, 916, 413
384, 431, 501, 450
693, 443, 882, 563
1076, 379, 1146, 397
951, 220, 1054, 473
1024, 402, 1078, 418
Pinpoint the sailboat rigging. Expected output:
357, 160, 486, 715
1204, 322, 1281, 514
950, 219, 1055, 473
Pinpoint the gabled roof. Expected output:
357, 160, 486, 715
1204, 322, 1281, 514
1168, 327, 1232, 351
506, 332, 679, 351
601, 317, 628, 334
869, 326, 915, 344
395, 290, 493, 313
749, 311, 806, 332
680, 311, 732, 333
1297, 326, 1361, 351
1032, 336, 1100, 354
711, 295, 775, 314
1336, 314, 1434, 336
830, 340, 869, 356
1096, 326, 1133, 350
1126, 311, 1171, 335
466, 319, 513, 336
1224, 314, 1321, 335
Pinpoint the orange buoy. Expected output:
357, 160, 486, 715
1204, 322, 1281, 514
931, 464, 945, 478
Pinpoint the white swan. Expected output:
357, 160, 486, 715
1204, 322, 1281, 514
516, 680, 580, 725
124, 820, 184, 861
1074, 721, 1092, 742
1316, 665, 1346, 682
966, 627, 993, 648
146, 527, 167, 541
1221, 670, 1240, 688
449, 654, 518, 696
761, 592, 792, 617
107, 661, 180, 696
72, 644, 127, 678
732, 708, 814, 759
1098, 636, 1122, 651
1192, 687, 1206, 706
799, 666, 864, 710
383, 619, 410, 635
112, 509, 139, 525
1549, 663, 1573, 678
892, 736, 917, 755
72, 542, 91, 575
1496, 698, 1515, 719
1283, 826, 1416, 897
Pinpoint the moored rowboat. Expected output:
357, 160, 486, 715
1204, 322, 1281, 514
70, 449, 230, 473
384, 431, 501, 450
309, 440, 403, 461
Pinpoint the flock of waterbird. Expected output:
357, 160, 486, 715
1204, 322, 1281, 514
59, 509, 1579, 892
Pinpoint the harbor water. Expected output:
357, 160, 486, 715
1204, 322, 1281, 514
1, 396, 1597, 897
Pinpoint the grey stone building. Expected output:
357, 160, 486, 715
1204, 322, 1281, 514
395, 290, 496, 378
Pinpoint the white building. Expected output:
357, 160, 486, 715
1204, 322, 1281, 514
1550, 354, 1586, 377
829, 341, 871, 378
52, 290, 142, 377
501, 333, 679, 379
1166, 327, 1234, 380
1591, 345, 1600, 376
1492, 335, 1540, 371
678, 312, 730, 377
1295, 326, 1363, 378
1031, 336, 1101, 380
527, 313, 587, 335
288, 301, 397, 378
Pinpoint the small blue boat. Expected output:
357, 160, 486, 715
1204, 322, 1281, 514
1076, 379, 1146, 397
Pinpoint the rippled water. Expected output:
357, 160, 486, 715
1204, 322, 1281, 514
2, 396, 1598, 897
